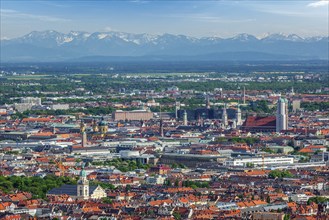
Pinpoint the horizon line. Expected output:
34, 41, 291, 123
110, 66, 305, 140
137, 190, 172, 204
1, 29, 329, 41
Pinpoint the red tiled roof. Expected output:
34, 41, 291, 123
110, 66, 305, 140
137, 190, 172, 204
22, 118, 51, 123
243, 116, 276, 127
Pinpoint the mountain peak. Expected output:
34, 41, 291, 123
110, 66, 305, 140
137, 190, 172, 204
261, 33, 304, 42
230, 33, 257, 41
1, 30, 328, 62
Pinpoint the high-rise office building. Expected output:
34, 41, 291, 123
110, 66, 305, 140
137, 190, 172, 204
276, 98, 288, 132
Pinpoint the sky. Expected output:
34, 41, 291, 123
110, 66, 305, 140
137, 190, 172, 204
1, 0, 328, 39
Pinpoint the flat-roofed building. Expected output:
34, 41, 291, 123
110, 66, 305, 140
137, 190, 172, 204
50, 104, 70, 110
21, 97, 41, 105
113, 110, 153, 121
224, 155, 294, 167
252, 212, 285, 220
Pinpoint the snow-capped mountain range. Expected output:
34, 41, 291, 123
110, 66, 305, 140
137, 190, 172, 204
1, 30, 328, 62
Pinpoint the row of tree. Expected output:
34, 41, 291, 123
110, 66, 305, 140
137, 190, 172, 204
92, 158, 150, 172
0, 175, 76, 199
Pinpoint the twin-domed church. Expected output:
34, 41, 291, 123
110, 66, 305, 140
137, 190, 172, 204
47, 168, 106, 200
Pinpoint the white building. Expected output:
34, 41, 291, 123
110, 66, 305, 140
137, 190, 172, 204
47, 168, 106, 200
13, 103, 33, 112
14, 97, 42, 112
146, 175, 167, 185
50, 104, 70, 110
290, 193, 311, 202
276, 98, 288, 132
21, 97, 41, 105
216, 202, 239, 210
224, 155, 294, 167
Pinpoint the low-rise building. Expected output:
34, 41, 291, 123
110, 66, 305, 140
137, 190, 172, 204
224, 155, 294, 167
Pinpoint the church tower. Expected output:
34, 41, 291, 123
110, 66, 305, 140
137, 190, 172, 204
236, 104, 242, 126
77, 165, 89, 200
183, 110, 188, 126
98, 118, 108, 137
80, 121, 87, 147
92, 119, 99, 132
206, 95, 211, 109
243, 87, 246, 105
175, 101, 180, 119
222, 104, 228, 128
159, 105, 164, 137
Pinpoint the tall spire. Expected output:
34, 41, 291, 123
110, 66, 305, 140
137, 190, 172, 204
159, 105, 164, 137
206, 94, 210, 109
175, 101, 180, 119
183, 110, 188, 126
236, 104, 242, 126
222, 104, 228, 128
80, 120, 87, 147
243, 87, 246, 105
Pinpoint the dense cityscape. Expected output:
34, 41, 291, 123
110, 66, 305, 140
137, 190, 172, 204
0, 61, 328, 219
1, 0, 329, 219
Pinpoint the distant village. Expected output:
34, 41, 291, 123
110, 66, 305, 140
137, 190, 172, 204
0, 81, 329, 220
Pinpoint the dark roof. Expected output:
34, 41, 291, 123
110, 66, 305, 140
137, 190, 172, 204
47, 184, 98, 196
242, 116, 276, 127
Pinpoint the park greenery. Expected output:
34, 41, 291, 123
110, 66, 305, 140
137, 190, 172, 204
248, 100, 273, 113
307, 196, 329, 205
268, 170, 294, 179
246, 162, 255, 168
90, 181, 115, 190
182, 180, 210, 188
170, 163, 187, 169
215, 137, 260, 145
92, 158, 150, 172
173, 212, 182, 220
102, 197, 113, 204
163, 179, 210, 189
0, 175, 76, 199
301, 102, 329, 111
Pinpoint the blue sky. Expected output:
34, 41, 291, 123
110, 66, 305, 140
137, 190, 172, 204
1, 0, 328, 39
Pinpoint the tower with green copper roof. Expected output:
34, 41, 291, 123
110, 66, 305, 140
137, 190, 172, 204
77, 163, 89, 199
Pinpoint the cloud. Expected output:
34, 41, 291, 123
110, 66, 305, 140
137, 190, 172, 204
129, 0, 149, 3
307, 0, 329, 8
197, 16, 256, 23
258, 9, 305, 16
0, 8, 69, 22
36, 1, 71, 8
103, 26, 119, 32
1, 37, 10, 40
162, 13, 255, 24
1, 9, 17, 13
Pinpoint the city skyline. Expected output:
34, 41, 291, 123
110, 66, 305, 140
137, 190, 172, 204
1, 0, 329, 40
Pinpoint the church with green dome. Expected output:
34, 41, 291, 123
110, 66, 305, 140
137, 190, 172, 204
47, 167, 106, 200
